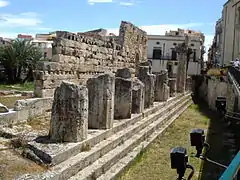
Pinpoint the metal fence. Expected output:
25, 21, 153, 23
229, 67, 240, 86
219, 151, 240, 180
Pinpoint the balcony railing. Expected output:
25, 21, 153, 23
219, 151, 240, 180
148, 56, 177, 61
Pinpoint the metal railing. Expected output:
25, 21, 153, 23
228, 67, 240, 85
148, 56, 177, 61
229, 67, 240, 86
219, 151, 240, 180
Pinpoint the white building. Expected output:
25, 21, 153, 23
31, 33, 55, 59
148, 29, 205, 75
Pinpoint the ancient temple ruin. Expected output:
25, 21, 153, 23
0, 21, 192, 180
34, 21, 148, 97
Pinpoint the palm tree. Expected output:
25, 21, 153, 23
0, 39, 42, 84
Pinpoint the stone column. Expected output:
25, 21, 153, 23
137, 66, 156, 108
186, 77, 192, 91
163, 84, 170, 101
167, 61, 175, 78
114, 68, 132, 119
87, 73, 115, 129
155, 70, 169, 101
132, 78, 144, 114
49, 81, 88, 142
176, 52, 187, 93
168, 79, 177, 97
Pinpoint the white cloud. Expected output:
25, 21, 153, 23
0, 12, 52, 38
0, 0, 9, 7
88, 0, 113, 4
0, 12, 42, 27
120, 2, 133, 6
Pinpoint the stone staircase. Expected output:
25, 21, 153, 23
17, 92, 192, 180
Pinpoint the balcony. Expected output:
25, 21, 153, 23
148, 56, 178, 61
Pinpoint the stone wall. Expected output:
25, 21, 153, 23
197, 75, 228, 110
34, 21, 148, 97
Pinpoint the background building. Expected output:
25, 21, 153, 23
219, 0, 240, 66
32, 33, 54, 59
148, 28, 205, 76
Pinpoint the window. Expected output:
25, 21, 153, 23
173, 43, 177, 46
171, 49, 177, 60
43, 52, 47, 58
176, 32, 179, 36
152, 48, 162, 59
156, 42, 160, 45
193, 49, 196, 62
191, 43, 194, 46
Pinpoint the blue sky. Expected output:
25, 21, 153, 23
0, 0, 226, 49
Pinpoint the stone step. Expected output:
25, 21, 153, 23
44, 95, 190, 180
97, 100, 192, 180
16, 93, 190, 180
69, 97, 192, 180
28, 94, 185, 166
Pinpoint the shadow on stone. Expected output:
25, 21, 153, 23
193, 99, 239, 179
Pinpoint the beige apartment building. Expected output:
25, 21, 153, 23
220, 0, 240, 66
32, 33, 55, 59
148, 29, 205, 75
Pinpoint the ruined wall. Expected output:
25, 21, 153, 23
34, 21, 148, 97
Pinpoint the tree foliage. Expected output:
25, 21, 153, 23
0, 39, 43, 84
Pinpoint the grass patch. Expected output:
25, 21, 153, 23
119, 103, 239, 180
0, 96, 26, 108
0, 82, 34, 91
119, 104, 210, 180
27, 115, 50, 131
0, 150, 46, 180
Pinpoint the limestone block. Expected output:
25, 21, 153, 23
114, 77, 132, 119
49, 81, 88, 142
186, 77, 192, 91
0, 103, 9, 113
115, 68, 131, 79
87, 73, 115, 129
176, 53, 187, 93
132, 78, 144, 114
137, 66, 155, 108
163, 83, 170, 101
155, 71, 169, 101
168, 79, 177, 97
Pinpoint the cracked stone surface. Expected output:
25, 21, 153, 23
49, 81, 88, 142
